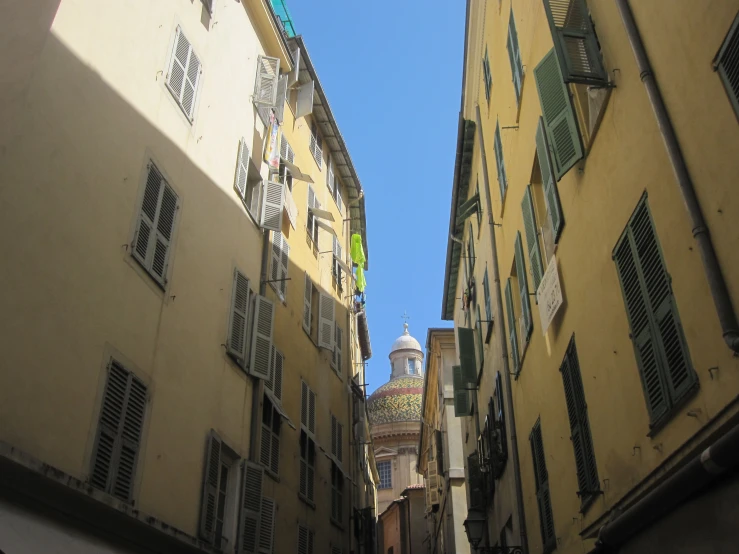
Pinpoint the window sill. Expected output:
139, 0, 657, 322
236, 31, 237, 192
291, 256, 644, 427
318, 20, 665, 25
299, 494, 316, 509
265, 469, 280, 482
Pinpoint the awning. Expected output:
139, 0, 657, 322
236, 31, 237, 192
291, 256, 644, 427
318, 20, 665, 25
282, 158, 314, 183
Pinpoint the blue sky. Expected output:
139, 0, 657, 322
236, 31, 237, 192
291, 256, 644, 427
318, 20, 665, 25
287, 0, 464, 393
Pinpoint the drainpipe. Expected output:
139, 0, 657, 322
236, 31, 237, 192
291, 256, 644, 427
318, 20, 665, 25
615, 0, 739, 353
595, 418, 739, 551
475, 105, 529, 554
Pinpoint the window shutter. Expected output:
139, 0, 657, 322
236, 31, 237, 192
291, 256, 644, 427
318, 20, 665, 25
300, 381, 308, 428
515, 232, 533, 340
279, 235, 289, 299
318, 291, 335, 350
530, 422, 555, 551
260, 408, 272, 469
715, 13, 739, 119
166, 27, 201, 120
536, 117, 564, 242
258, 497, 275, 554
260, 180, 285, 232
534, 49, 583, 180
227, 269, 251, 362
274, 74, 288, 123
335, 325, 343, 374
235, 138, 251, 201
280, 134, 289, 161
336, 187, 344, 216
269, 232, 289, 299
613, 197, 696, 424
457, 327, 477, 383
273, 348, 284, 402
270, 425, 280, 477
457, 193, 480, 221
494, 122, 507, 198
505, 279, 520, 374
198, 430, 222, 542
331, 415, 337, 458
298, 526, 310, 554
476, 306, 485, 373
296, 80, 315, 118
452, 365, 471, 417
483, 269, 493, 341
507, 10, 524, 104
308, 389, 316, 434
542, 0, 607, 85
303, 273, 312, 333
237, 461, 264, 554
90, 362, 147, 503
337, 423, 343, 463
560, 338, 599, 500
522, 186, 545, 291
249, 296, 274, 380
254, 55, 280, 107
467, 452, 485, 509
327, 159, 335, 194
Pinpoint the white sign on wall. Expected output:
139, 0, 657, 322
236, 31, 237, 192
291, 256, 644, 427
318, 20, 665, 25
536, 254, 563, 334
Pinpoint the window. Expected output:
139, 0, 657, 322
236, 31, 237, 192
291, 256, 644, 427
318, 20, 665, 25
332, 235, 344, 293
254, 55, 280, 127
270, 231, 290, 301
259, 497, 276, 554
261, 395, 281, 477
521, 185, 545, 292
507, 9, 524, 106
535, 116, 564, 249
265, 345, 284, 402
530, 420, 555, 553
310, 121, 323, 168
377, 460, 392, 489
559, 337, 599, 510
335, 181, 344, 216
280, 135, 296, 192
235, 138, 285, 231
299, 381, 317, 503
493, 120, 508, 199
504, 279, 520, 374
132, 161, 180, 287
198, 431, 264, 553
306, 185, 320, 248
166, 26, 201, 121
331, 462, 344, 524
534, 49, 583, 180
467, 222, 476, 278
482, 46, 492, 103
407, 358, 417, 374
715, 12, 739, 120
302, 273, 319, 340
298, 525, 315, 554
90, 360, 147, 502
514, 231, 533, 343
331, 325, 343, 374
467, 452, 484, 509
331, 413, 344, 465
487, 372, 508, 478
613, 195, 697, 428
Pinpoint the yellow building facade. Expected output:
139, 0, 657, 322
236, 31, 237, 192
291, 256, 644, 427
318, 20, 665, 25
443, 1, 739, 553
0, 1, 376, 554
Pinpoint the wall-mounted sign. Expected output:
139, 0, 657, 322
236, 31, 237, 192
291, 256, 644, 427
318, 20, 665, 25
536, 254, 563, 334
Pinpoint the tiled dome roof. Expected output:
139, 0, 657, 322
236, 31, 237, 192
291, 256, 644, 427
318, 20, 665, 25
367, 376, 424, 425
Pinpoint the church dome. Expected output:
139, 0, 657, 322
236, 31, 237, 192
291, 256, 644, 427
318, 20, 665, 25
367, 375, 424, 425
390, 323, 422, 354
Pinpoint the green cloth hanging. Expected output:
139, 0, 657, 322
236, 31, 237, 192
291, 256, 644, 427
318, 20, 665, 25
350, 234, 365, 266
356, 266, 366, 292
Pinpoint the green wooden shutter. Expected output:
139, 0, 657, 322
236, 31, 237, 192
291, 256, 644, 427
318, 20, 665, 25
507, 9, 524, 105
476, 305, 485, 373
457, 326, 477, 383
453, 365, 471, 417
542, 0, 607, 86
483, 268, 493, 342
613, 196, 696, 424
530, 421, 555, 552
457, 193, 480, 221
505, 279, 520, 374
560, 338, 599, 501
237, 460, 264, 554
515, 232, 533, 340
522, 185, 545, 291
535, 117, 564, 241
494, 121, 508, 198
534, 49, 583, 181
199, 430, 222, 542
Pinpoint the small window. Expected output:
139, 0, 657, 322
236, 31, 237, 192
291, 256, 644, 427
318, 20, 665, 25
482, 46, 492, 103
715, 12, 739, 120
166, 26, 201, 121
377, 460, 392, 489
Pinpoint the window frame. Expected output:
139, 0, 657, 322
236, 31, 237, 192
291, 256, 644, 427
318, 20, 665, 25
377, 460, 392, 489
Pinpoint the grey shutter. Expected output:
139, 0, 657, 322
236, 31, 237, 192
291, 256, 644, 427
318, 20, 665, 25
237, 461, 264, 554
331, 415, 337, 457
270, 422, 280, 476
308, 388, 316, 434
270, 231, 282, 296
715, 13, 739, 119
274, 74, 288, 123
483, 269, 493, 341
534, 49, 583, 180
476, 306, 485, 373
457, 327, 477, 384
530, 422, 555, 551
457, 193, 480, 221
543, 0, 607, 85
515, 232, 533, 340
260, 180, 285, 232
507, 10, 524, 104
150, 181, 178, 284
300, 381, 308, 428
505, 279, 520, 374
302, 274, 312, 333
258, 497, 275, 554
235, 138, 250, 201
337, 422, 343, 463
249, 296, 275, 380
536, 117, 564, 241
613, 197, 696, 424
228, 269, 250, 362
318, 291, 335, 350
254, 55, 280, 107
298, 526, 310, 554
199, 430, 222, 542
273, 348, 284, 402
522, 186, 545, 290
452, 365, 471, 417
260, 405, 272, 469
334, 325, 343, 373
266, 345, 276, 395
494, 121, 507, 198
166, 27, 201, 120
90, 361, 146, 503
560, 338, 599, 499
296, 80, 315, 118
288, 45, 301, 87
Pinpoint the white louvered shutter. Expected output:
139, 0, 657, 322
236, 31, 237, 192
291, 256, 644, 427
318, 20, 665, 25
336, 187, 344, 216
274, 74, 288, 123
254, 55, 280, 107
260, 180, 285, 232
331, 415, 337, 458
199, 430, 222, 542
237, 461, 264, 554
258, 497, 275, 554
279, 236, 289, 299
166, 27, 201, 120
308, 389, 316, 434
270, 232, 289, 300
249, 296, 274, 380
318, 291, 335, 350
298, 526, 310, 554
302, 273, 312, 333
296, 80, 314, 118
227, 269, 251, 362
280, 134, 289, 161
288, 45, 301, 87
327, 160, 335, 194
260, 407, 272, 469
235, 139, 250, 201
266, 345, 276, 395
335, 326, 343, 374
273, 349, 283, 402
301, 381, 309, 428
